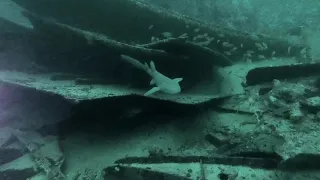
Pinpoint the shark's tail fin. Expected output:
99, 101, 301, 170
121, 55, 151, 75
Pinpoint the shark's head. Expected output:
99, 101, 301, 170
145, 61, 184, 96
162, 78, 183, 94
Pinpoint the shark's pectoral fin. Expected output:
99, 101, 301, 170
144, 87, 160, 96
173, 78, 183, 83
150, 79, 155, 85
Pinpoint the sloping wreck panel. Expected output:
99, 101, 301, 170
0, 70, 225, 104
12, 0, 306, 60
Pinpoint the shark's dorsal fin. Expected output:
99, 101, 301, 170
144, 62, 151, 74
150, 61, 156, 72
173, 78, 183, 83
